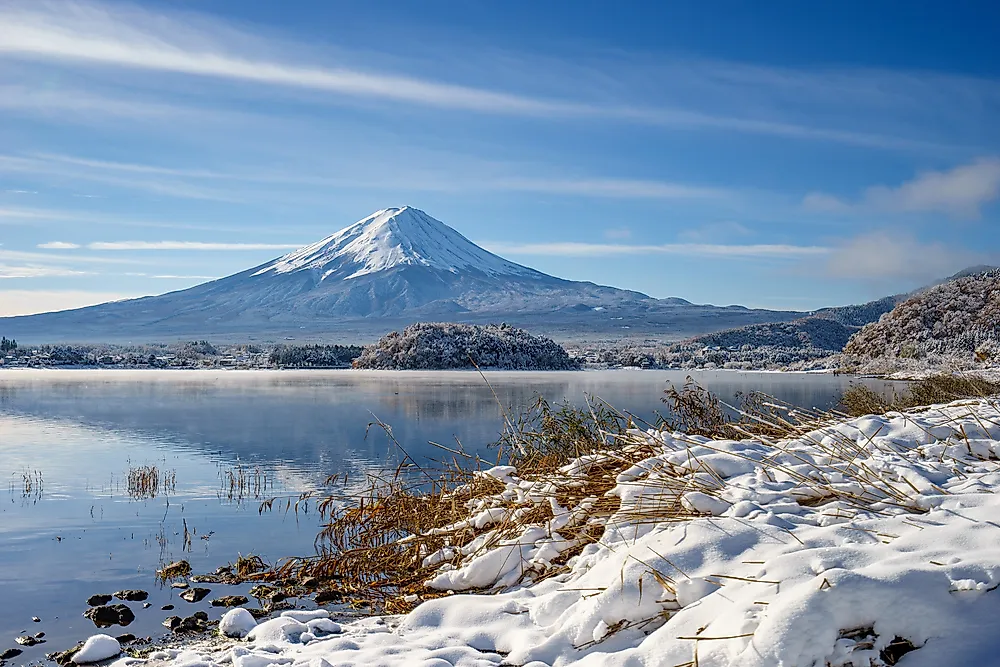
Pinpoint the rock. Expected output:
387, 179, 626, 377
189, 574, 222, 584
83, 604, 134, 628
113, 590, 148, 602
48, 644, 83, 666
170, 582, 189, 589
161, 604, 174, 611
248, 584, 274, 598
245, 608, 270, 619
86, 594, 112, 607
15, 635, 43, 646
0, 649, 23, 661
179, 587, 211, 603
142, 603, 151, 608
156, 560, 192, 580
314, 589, 343, 604
219, 608, 257, 638
114, 634, 136, 645
173, 615, 208, 634
192, 611, 209, 622
32, 616, 41, 623
162, 616, 182, 630
210, 595, 249, 608
34, 632, 45, 639
71, 634, 121, 664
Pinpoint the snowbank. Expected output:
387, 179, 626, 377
113, 399, 1000, 667
73, 635, 121, 664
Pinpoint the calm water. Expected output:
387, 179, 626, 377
0, 369, 898, 658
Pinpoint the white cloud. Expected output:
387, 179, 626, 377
150, 274, 218, 280
804, 158, 1000, 219
493, 177, 725, 199
0, 0, 970, 152
37, 241, 81, 249
483, 241, 828, 259
86, 241, 301, 250
604, 228, 632, 240
0, 264, 89, 278
677, 221, 752, 243
823, 231, 983, 282
0, 289, 142, 316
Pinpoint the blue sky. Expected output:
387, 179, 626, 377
0, 0, 998, 316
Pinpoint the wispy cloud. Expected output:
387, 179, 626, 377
85, 241, 302, 251
0, 289, 143, 316
804, 157, 1000, 219
603, 228, 632, 240
0, 248, 142, 265
483, 241, 828, 259
0, 264, 89, 278
0, 155, 240, 202
823, 231, 984, 281
37, 241, 81, 249
0, 0, 975, 153
677, 221, 752, 243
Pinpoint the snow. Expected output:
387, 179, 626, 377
112, 398, 1000, 667
253, 207, 539, 281
73, 634, 121, 664
219, 608, 257, 638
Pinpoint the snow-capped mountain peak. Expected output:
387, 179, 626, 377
254, 206, 538, 281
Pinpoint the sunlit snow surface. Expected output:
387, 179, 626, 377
110, 398, 1000, 667
254, 206, 540, 281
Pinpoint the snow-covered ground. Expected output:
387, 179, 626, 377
110, 399, 1000, 667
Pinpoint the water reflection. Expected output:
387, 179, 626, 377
0, 369, 899, 653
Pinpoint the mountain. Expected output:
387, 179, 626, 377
0, 207, 805, 343
844, 269, 1000, 361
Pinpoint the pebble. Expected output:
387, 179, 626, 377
32, 617, 41, 623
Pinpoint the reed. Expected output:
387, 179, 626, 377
253, 375, 1000, 631
126, 464, 176, 500
840, 373, 1000, 417
219, 464, 271, 503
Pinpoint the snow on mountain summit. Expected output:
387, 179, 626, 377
254, 206, 539, 281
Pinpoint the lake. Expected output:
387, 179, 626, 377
0, 369, 898, 658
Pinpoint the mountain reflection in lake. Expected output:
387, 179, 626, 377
0, 369, 898, 653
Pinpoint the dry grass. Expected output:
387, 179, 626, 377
260, 379, 842, 613
126, 464, 176, 500
219, 464, 271, 503
249, 375, 999, 618
840, 373, 1000, 417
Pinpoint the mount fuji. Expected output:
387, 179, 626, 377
0, 207, 803, 342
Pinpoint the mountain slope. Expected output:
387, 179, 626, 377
0, 207, 805, 342
845, 269, 1000, 360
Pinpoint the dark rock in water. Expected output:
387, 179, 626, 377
86, 594, 113, 607
162, 616, 182, 630
157, 560, 192, 580
0, 649, 23, 660
179, 587, 211, 603
142, 603, 151, 609
114, 590, 148, 602
32, 616, 41, 623
34, 633, 45, 639
15, 635, 43, 646
111, 604, 135, 627
161, 604, 174, 611
84, 604, 134, 628
211, 595, 249, 608
115, 634, 136, 645
170, 582, 189, 590
248, 584, 276, 599
48, 643, 85, 666
314, 589, 343, 604
189, 574, 222, 584
245, 608, 269, 619
173, 614, 209, 634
